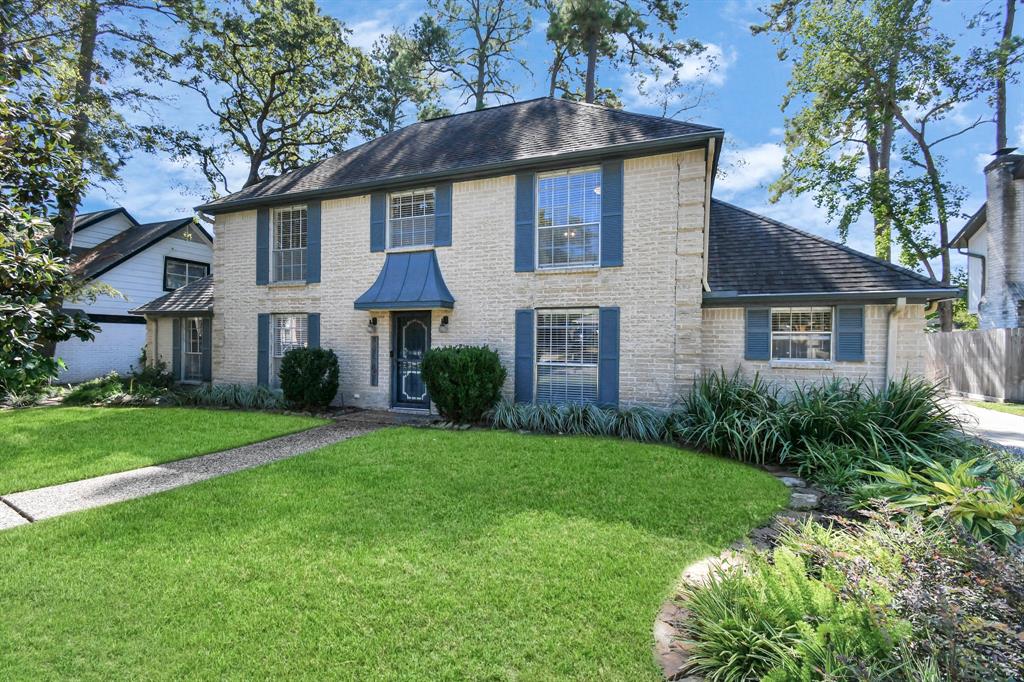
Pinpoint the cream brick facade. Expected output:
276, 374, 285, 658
202, 147, 931, 411
700, 304, 927, 388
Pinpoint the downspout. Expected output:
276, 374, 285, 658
886, 297, 907, 382
956, 247, 986, 300
701, 138, 715, 292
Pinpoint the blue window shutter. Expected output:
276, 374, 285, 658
307, 313, 320, 348
745, 308, 771, 360
598, 307, 620, 407
434, 182, 452, 246
514, 172, 535, 272
306, 200, 321, 283
601, 159, 624, 267
836, 306, 865, 362
256, 207, 270, 285
514, 309, 534, 402
171, 318, 182, 380
257, 313, 270, 386
370, 192, 386, 252
201, 317, 212, 381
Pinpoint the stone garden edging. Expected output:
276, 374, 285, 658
653, 466, 825, 681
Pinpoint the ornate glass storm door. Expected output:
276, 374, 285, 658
393, 312, 430, 408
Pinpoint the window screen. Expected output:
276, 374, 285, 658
771, 307, 833, 361
536, 168, 601, 269
535, 308, 599, 404
270, 314, 308, 388
389, 188, 435, 248
272, 206, 307, 282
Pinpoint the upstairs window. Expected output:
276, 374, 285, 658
535, 308, 599, 404
272, 206, 307, 282
164, 257, 208, 291
771, 307, 833, 361
389, 188, 435, 248
536, 167, 601, 269
270, 314, 308, 388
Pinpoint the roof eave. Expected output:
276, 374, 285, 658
702, 288, 961, 307
129, 307, 213, 316
950, 205, 986, 248
197, 129, 724, 215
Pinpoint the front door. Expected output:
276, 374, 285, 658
393, 312, 430, 408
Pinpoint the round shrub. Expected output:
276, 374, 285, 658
279, 347, 339, 410
421, 345, 506, 423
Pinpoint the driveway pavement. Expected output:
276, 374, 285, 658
951, 400, 1024, 453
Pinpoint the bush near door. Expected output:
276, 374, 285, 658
421, 345, 506, 423
279, 347, 339, 410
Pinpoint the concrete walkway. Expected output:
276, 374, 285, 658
951, 400, 1024, 453
0, 411, 414, 531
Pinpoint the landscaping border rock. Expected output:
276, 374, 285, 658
653, 466, 826, 681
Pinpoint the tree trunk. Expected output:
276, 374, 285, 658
584, 30, 597, 103
243, 156, 262, 188
474, 53, 486, 109
548, 48, 563, 98
55, 0, 100, 250
996, 0, 1016, 150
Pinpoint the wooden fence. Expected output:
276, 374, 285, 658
925, 328, 1024, 403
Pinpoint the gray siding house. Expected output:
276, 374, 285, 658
136, 98, 956, 410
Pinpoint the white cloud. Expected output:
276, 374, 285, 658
1014, 119, 1024, 147
347, 17, 389, 50
678, 43, 735, 88
624, 43, 735, 113
975, 152, 991, 173
715, 142, 784, 196
719, 0, 761, 31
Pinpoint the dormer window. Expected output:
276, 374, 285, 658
388, 188, 435, 248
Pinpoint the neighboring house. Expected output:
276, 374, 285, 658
951, 151, 1024, 328
56, 208, 213, 383
136, 98, 956, 410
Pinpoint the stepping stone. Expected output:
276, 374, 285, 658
789, 491, 820, 510
778, 476, 806, 488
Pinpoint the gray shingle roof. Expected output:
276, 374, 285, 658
130, 275, 213, 315
199, 97, 722, 213
73, 207, 137, 232
706, 200, 958, 302
72, 218, 212, 280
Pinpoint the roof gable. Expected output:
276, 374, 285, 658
73, 207, 138, 232
199, 98, 722, 213
706, 200, 957, 302
72, 217, 212, 281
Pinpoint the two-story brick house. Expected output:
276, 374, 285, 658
136, 98, 956, 410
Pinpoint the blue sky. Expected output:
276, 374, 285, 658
83, 0, 1022, 274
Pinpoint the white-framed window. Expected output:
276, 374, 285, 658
164, 257, 208, 291
771, 307, 833, 362
271, 314, 308, 388
536, 308, 599, 404
536, 167, 601, 269
388, 188, 435, 248
182, 317, 204, 382
272, 206, 307, 282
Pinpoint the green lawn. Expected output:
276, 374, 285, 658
0, 428, 786, 680
0, 407, 326, 494
969, 400, 1024, 417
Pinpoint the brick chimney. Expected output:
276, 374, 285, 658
978, 152, 1024, 328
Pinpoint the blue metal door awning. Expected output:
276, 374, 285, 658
354, 250, 455, 310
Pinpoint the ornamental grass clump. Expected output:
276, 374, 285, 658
488, 399, 674, 442
174, 383, 284, 410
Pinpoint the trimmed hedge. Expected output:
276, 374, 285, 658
279, 347, 339, 410
421, 345, 506, 423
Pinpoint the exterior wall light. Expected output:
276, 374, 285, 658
367, 316, 378, 334
439, 315, 450, 333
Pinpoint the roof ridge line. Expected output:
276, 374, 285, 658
711, 199, 942, 287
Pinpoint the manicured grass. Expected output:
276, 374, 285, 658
969, 400, 1024, 417
0, 428, 786, 680
0, 407, 326, 494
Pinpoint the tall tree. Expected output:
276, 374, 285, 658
969, 0, 1022, 150
755, 0, 991, 331
143, 0, 370, 192
9, 0, 198, 248
418, 0, 532, 110
546, 0, 702, 104
0, 5, 97, 397
362, 29, 442, 138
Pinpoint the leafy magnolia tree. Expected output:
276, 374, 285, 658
546, 0, 703, 104
145, 0, 370, 192
417, 0, 532, 110
0, 25, 97, 397
362, 30, 443, 137
755, 0, 990, 331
